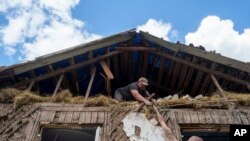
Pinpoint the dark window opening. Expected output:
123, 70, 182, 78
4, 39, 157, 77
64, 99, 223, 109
182, 130, 229, 141
41, 128, 97, 141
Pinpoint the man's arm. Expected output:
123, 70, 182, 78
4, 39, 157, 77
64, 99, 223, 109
131, 89, 152, 105
157, 114, 178, 141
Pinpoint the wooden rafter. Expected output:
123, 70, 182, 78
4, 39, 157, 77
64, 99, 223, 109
155, 52, 250, 88
12, 51, 121, 88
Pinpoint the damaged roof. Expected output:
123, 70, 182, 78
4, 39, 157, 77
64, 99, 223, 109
0, 30, 249, 97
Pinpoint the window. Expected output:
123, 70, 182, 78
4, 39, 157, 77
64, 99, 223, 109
41, 127, 100, 141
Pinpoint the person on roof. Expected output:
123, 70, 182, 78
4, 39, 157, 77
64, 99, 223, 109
114, 77, 153, 105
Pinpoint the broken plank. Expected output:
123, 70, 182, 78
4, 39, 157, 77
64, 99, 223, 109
100, 60, 114, 79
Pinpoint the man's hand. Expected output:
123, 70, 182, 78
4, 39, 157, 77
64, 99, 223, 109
144, 100, 153, 105
151, 98, 157, 104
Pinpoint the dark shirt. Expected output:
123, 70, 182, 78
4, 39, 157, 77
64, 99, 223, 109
116, 82, 146, 100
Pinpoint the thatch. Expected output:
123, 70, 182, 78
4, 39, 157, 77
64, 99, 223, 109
0, 88, 22, 103
1, 88, 250, 110
156, 91, 250, 108
13, 91, 50, 109
12, 89, 119, 109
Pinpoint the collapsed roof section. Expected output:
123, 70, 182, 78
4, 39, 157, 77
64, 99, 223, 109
0, 30, 249, 97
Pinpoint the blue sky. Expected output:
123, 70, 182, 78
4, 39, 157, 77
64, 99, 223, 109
0, 0, 250, 66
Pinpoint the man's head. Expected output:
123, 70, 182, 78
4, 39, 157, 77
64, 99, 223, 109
138, 77, 148, 89
187, 136, 203, 141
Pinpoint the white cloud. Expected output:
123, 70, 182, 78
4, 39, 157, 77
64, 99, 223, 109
137, 19, 175, 41
185, 16, 250, 62
0, 0, 102, 61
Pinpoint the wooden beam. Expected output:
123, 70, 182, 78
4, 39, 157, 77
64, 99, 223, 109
116, 47, 156, 52
26, 80, 35, 91
52, 73, 64, 98
155, 52, 250, 88
83, 67, 96, 106
210, 74, 233, 109
100, 60, 114, 79
12, 51, 121, 88
141, 31, 250, 73
13, 32, 134, 74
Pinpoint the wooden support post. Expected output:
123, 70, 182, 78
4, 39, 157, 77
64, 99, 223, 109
52, 74, 64, 98
210, 74, 233, 109
83, 67, 96, 106
26, 80, 35, 91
